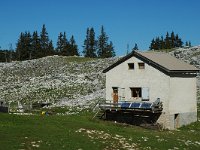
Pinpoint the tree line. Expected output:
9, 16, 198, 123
0, 24, 115, 62
0, 27, 193, 62
149, 31, 191, 50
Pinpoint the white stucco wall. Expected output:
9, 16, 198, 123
105, 56, 170, 113
169, 77, 197, 114
168, 77, 197, 129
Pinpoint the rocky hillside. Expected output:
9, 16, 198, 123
0, 56, 119, 108
1, 46, 200, 109
169, 46, 200, 69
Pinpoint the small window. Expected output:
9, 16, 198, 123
130, 87, 141, 98
138, 63, 145, 69
128, 63, 134, 69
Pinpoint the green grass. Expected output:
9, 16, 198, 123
0, 105, 200, 150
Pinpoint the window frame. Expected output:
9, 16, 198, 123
138, 62, 145, 69
130, 87, 142, 98
128, 63, 134, 70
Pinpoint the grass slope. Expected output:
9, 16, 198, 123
0, 104, 200, 150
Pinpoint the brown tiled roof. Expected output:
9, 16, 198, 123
137, 51, 198, 71
103, 51, 199, 74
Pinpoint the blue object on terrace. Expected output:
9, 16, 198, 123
130, 102, 141, 108
140, 102, 152, 109
121, 103, 131, 109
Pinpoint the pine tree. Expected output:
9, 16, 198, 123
175, 34, 183, 47
132, 43, 139, 51
185, 41, 189, 47
160, 36, 165, 49
60, 32, 70, 56
149, 39, 155, 50
56, 32, 64, 54
97, 26, 108, 57
189, 41, 192, 47
16, 32, 32, 60
48, 40, 54, 55
155, 37, 160, 50
97, 26, 115, 58
106, 41, 115, 57
40, 24, 50, 57
68, 35, 79, 56
32, 31, 41, 59
83, 28, 90, 57
170, 31, 175, 48
24, 32, 32, 60
83, 27, 97, 57
16, 32, 24, 60
165, 32, 171, 49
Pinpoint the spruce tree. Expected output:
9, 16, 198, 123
24, 32, 32, 60
170, 31, 175, 48
68, 35, 79, 56
165, 32, 171, 49
185, 41, 189, 47
83, 27, 97, 57
16, 32, 32, 60
97, 26, 115, 58
83, 28, 90, 57
189, 41, 192, 47
61, 32, 70, 56
97, 26, 108, 57
32, 31, 41, 59
40, 24, 50, 57
16, 32, 24, 60
48, 40, 55, 55
149, 39, 155, 50
132, 43, 139, 51
56, 32, 64, 54
160, 36, 165, 49
106, 41, 115, 57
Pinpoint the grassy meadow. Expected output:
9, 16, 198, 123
0, 104, 200, 150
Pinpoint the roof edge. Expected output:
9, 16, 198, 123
103, 50, 200, 74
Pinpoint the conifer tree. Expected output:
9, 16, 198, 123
16, 32, 24, 60
165, 32, 171, 49
185, 41, 189, 47
56, 32, 64, 54
83, 27, 97, 57
170, 31, 175, 48
32, 31, 41, 59
106, 41, 115, 57
60, 32, 70, 56
97, 26, 108, 57
48, 40, 55, 55
68, 35, 79, 56
16, 32, 32, 60
40, 24, 50, 57
97, 26, 115, 58
132, 43, 139, 51
189, 41, 192, 47
83, 28, 90, 56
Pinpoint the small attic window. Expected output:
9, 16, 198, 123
138, 63, 145, 69
128, 63, 134, 69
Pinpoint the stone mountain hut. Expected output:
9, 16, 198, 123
102, 51, 199, 130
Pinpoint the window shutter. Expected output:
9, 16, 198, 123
142, 87, 149, 100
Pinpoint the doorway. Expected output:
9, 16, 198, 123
112, 87, 118, 103
174, 114, 180, 128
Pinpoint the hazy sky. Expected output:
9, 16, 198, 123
0, 0, 200, 56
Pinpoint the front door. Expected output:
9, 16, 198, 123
112, 87, 118, 103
